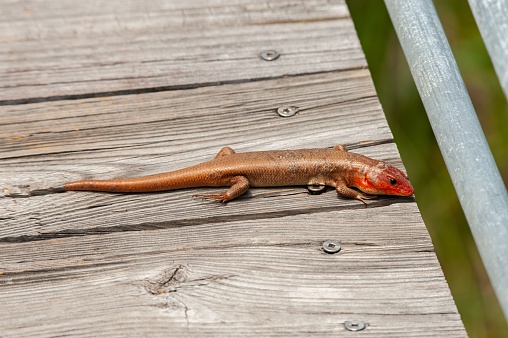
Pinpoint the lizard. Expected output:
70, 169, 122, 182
53, 145, 414, 204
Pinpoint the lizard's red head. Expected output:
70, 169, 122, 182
354, 162, 414, 196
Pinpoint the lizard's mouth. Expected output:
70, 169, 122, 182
391, 184, 414, 196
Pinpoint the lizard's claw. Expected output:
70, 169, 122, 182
193, 193, 228, 203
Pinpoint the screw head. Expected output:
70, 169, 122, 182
344, 320, 366, 331
322, 240, 341, 254
259, 50, 280, 61
277, 106, 299, 117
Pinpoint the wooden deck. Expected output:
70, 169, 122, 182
0, 0, 467, 336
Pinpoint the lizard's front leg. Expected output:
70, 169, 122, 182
194, 176, 250, 202
214, 146, 236, 158
334, 179, 376, 205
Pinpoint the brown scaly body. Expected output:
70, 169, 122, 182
59, 145, 414, 204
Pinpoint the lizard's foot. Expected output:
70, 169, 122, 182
193, 193, 228, 203
356, 193, 377, 205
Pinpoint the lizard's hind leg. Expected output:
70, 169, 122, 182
194, 176, 249, 202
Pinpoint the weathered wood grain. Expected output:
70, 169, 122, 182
0, 204, 465, 337
0, 0, 360, 103
0, 70, 383, 161
0, 0, 467, 336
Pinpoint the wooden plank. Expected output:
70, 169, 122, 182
0, 0, 360, 103
0, 0, 467, 336
0, 204, 465, 337
0, 70, 383, 161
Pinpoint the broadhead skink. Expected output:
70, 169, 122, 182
57, 145, 414, 204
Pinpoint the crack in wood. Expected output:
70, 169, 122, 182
0, 261, 125, 279
0, 197, 415, 243
1, 243, 317, 279
249, 15, 349, 26
308, 94, 378, 111
0, 67, 365, 106
0, 141, 158, 161
142, 265, 186, 295
342, 138, 394, 150
140, 265, 235, 298
415, 249, 435, 253
184, 304, 190, 326
350, 242, 381, 247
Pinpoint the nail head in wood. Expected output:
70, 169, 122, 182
307, 184, 326, 194
322, 240, 341, 254
276, 105, 298, 117
259, 50, 280, 61
344, 320, 366, 331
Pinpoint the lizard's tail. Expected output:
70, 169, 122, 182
48, 185, 66, 193
62, 177, 188, 193
61, 164, 224, 193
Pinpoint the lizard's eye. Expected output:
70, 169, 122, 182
389, 178, 397, 185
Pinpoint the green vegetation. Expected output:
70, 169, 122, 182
346, 1, 508, 337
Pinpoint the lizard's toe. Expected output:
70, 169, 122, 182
193, 193, 227, 203
357, 193, 377, 205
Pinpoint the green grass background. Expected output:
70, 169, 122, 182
346, 1, 508, 337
